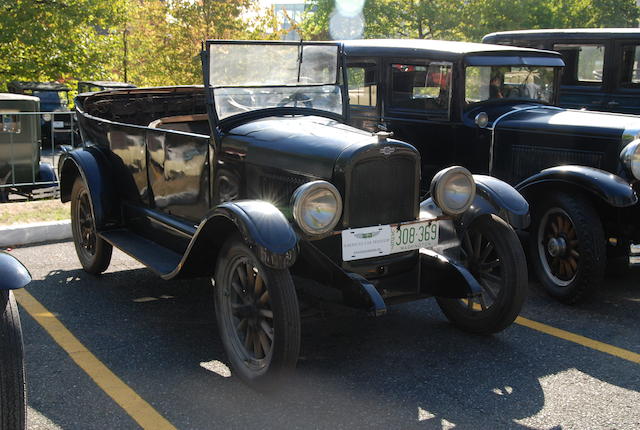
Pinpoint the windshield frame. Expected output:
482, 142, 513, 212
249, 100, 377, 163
203, 40, 348, 127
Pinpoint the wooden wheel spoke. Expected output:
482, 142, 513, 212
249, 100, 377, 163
236, 318, 248, 332
236, 264, 248, 287
254, 275, 264, 298
479, 242, 494, 263
258, 290, 270, 306
245, 264, 255, 289
259, 308, 273, 319
473, 232, 483, 259
258, 330, 271, 356
244, 326, 253, 350
480, 258, 500, 271
252, 329, 262, 357
231, 281, 250, 304
479, 280, 498, 300
480, 272, 502, 285
478, 293, 488, 310
260, 320, 274, 341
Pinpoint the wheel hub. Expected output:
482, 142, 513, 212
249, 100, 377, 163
547, 237, 567, 258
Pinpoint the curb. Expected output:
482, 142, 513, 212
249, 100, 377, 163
0, 220, 72, 247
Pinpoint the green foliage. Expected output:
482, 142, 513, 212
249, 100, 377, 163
303, 0, 640, 42
0, 0, 126, 90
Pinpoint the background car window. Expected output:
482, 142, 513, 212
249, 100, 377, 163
554, 44, 604, 84
1, 114, 21, 134
347, 65, 377, 107
465, 66, 556, 105
390, 63, 451, 114
620, 44, 640, 86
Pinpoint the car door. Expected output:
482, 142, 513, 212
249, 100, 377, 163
381, 58, 456, 184
345, 58, 380, 132
607, 40, 640, 114
553, 40, 612, 111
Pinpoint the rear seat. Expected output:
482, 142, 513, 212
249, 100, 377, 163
148, 113, 210, 135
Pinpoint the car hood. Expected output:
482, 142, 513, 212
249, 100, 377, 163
224, 116, 401, 179
493, 106, 640, 140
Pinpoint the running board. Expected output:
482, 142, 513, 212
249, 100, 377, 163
99, 229, 182, 277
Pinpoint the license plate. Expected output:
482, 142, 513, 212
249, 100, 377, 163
53, 121, 64, 128
341, 220, 439, 262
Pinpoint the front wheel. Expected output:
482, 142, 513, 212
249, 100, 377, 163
214, 236, 300, 388
436, 215, 527, 334
71, 178, 112, 275
1, 290, 26, 430
530, 192, 605, 304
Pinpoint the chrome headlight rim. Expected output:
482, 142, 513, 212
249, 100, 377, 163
430, 166, 476, 216
291, 180, 343, 236
620, 139, 640, 180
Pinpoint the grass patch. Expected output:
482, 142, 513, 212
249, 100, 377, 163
0, 199, 70, 226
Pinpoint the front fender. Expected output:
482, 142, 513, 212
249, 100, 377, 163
460, 175, 530, 229
0, 252, 31, 290
516, 166, 638, 208
58, 147, 115, 229
177, 200, 298, 276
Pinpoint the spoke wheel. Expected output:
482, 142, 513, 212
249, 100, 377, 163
530, 192, 605, 304
71, 178, 112, 275
0, 290, 26, 430
436, 215, 527, 334
215, 236, 300, 388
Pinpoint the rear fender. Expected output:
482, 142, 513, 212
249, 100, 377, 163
0, 252, 31, 290
516, 166, 637, 208
58, 147, 115, 229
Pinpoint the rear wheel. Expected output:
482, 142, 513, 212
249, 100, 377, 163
436, 215, 527, 334
214, 236, 300, 388
71, 178, 112, 274
0, 290, 26, 430
530, 192, 605, 304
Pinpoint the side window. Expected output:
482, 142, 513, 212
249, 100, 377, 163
347, 65, 377, 107
390, 63, 451, 115
1, 114, 21, 134
620, 44, 640, 87
554, 44, 605, 85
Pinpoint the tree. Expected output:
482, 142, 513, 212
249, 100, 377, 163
0, 0, 126, 89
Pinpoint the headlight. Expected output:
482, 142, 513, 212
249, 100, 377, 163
42, 113, 52, 122
430, 166, 476, 215
292, 181, 342, 235
620, 139, 640, 180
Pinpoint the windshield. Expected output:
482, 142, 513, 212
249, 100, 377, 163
208, 42, 343, 120
32, 90, 68, 111
465, 66, 557, 106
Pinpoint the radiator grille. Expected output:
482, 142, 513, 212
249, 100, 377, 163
511, 145, 604, 181
347, 156, 417, 228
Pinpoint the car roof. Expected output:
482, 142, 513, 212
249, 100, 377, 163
8, 81, 70, 91
79, 81, 136, 88
341, 39, 562, 59
0, 93, 40, 102
483, 28, 640, 42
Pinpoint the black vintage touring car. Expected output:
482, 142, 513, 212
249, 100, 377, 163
343, 39, 640, 304
60, 41, 529, 387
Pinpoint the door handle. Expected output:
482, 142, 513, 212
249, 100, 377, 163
607, 101, 620, 107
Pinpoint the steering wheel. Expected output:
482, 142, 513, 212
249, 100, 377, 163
277, 91, 313, 109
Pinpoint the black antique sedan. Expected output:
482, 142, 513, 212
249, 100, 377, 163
60, 41, 529, 387
343, 39, 640, 304
0, 252, 31, 430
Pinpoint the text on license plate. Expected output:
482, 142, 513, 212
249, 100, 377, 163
341, 220, 439, 262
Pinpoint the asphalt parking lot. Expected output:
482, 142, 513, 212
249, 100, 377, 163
8, 241, 640, 430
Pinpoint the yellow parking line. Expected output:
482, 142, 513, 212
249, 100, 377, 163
13, 289, 177, 430
515, 316, 640, 364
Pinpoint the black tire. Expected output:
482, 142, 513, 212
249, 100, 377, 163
1, 290, 26, 430
214, 235, 300, 388
71, 178, 112, 275
436, 215, 527, 334
530, 192, 605, 304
